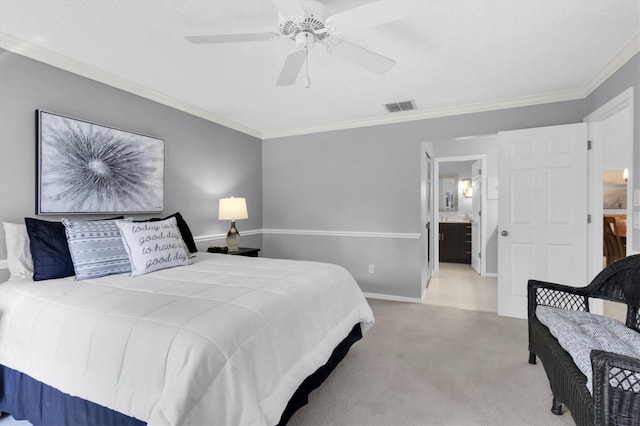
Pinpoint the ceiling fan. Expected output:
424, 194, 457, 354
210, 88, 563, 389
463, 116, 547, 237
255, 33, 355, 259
185, 0, 414, 88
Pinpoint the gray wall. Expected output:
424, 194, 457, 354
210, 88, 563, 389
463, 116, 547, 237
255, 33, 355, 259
1, 46, 636, 298
262, 54, 638, 300
0, 48, 263, 282
262, 100, 586, 299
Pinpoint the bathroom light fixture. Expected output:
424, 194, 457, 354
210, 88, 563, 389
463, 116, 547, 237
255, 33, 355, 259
461, 179, 472, 198
218, 197, 248, 252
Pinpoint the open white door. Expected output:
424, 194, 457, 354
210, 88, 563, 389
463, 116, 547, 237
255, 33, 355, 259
498, 123, 588, 319
471, 160, 482, 274
425, 153, 433, 286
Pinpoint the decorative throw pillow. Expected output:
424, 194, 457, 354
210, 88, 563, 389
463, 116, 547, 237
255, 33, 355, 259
25, 217, 76, 281
135, 212, 198, 253
2, 222, 34, 279
62, 218, 132, 280
116, 217, 191, 276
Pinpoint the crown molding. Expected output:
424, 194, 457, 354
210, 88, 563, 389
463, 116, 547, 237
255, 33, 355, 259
581, 33, 640, 97
0, 32, 262, 139
261, 31, 640, 140
2, 29, 637, 141
260, 88, 586, 139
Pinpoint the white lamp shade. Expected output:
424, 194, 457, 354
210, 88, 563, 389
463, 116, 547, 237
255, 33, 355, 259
218, 197, 248, 221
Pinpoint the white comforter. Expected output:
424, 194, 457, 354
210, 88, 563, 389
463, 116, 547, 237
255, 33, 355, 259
0, 253, 374, 425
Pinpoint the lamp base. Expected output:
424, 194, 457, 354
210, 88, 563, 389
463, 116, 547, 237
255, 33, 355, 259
226, 220, 240, 252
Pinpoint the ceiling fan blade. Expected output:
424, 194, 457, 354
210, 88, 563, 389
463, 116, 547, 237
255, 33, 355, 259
327, 39, 395, 75
185, 33, 279, 44
276, 50, 306, 86
325, 1, 416, 33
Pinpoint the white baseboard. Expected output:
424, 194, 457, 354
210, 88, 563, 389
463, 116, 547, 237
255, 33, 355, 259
484, 272, 498, 278
363, 291, 424, 303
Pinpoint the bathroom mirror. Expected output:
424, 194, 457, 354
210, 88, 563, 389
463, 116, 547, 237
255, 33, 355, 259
439, 176, 457, 211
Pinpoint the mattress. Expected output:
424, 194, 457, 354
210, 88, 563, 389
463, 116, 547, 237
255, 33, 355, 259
0, 253, 374, 425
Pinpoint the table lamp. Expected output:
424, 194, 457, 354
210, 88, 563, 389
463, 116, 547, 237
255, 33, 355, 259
218, 197, 248, 252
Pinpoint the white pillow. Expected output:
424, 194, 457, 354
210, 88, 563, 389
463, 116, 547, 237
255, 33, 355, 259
2, 222, 34, 279
115, 217, 191, 276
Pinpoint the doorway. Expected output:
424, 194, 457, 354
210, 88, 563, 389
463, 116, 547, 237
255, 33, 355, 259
423, 152, 433, 287
585, 88, 634, 318
585, 87, 635, 280
424, 153, 494, 311
433, 155, 487, 276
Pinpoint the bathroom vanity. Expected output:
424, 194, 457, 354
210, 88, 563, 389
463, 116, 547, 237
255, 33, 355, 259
439, 221, 472, 264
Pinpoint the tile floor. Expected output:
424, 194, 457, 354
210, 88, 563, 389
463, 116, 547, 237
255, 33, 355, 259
425, 262, 628, 323
424, 262, 497, 313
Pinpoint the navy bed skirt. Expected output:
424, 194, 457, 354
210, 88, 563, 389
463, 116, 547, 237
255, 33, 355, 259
0, 364, 144, 426
0, 323, 362, 426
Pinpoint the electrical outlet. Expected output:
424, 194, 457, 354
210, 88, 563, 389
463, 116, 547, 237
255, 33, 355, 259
368, 264, 374, 274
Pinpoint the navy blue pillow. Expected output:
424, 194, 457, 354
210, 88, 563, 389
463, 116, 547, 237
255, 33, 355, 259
25, 218, 75, 281
135, 212, 197, 253
25, 216, 125, 281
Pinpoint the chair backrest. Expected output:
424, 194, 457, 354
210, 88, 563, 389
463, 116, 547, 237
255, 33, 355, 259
586, 254, 640, 331
603, 216, 625, 266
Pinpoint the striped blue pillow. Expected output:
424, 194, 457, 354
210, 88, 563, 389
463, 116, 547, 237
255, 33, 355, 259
62, 218, 132, 280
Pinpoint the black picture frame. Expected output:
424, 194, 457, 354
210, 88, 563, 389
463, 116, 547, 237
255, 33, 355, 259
36, 110, 165, 215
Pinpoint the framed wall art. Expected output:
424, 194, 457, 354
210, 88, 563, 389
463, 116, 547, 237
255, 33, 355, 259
439, 175, 457, 211
36, 110, 165, 214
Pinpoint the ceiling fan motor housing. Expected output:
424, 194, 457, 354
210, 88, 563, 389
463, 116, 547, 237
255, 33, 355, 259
280, 15, 329, 42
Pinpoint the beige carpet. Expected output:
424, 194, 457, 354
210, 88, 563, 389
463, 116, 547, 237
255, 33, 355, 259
289, 299, 575, 426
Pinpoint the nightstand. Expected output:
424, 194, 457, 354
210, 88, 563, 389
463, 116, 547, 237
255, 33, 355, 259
207, 247, 260, 257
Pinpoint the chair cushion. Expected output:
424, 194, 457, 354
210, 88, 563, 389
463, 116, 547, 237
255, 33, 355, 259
537, 306, 640, 393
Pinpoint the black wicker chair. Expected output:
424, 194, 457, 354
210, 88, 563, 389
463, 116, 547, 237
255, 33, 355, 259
528, 254, 640, 425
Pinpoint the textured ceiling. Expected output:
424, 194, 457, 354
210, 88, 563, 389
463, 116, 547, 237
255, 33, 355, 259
0, 0, 638, 139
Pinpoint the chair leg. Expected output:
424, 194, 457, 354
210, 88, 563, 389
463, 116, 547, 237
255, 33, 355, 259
528, 352, 537, 364
551, 396, 563, 415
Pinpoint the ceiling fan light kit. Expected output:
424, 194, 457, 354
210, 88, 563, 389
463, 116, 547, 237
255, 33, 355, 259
185, 0, 413, 87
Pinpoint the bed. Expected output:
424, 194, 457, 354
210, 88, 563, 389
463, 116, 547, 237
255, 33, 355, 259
0, 251, 374, 425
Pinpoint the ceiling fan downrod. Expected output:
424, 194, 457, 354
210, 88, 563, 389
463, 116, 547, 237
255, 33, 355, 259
295, 31, 313, 88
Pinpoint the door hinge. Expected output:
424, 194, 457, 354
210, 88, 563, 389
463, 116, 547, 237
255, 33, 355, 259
587, 214, 592, 224
479, 168, 482, 175
479, 210, 482, 217
479, 252, 482, 259
587, 140, 592, 150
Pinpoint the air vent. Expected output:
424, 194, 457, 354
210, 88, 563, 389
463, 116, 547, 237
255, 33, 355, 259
384, 100, 416, 113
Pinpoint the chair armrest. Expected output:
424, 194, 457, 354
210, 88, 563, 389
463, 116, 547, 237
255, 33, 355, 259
528, 279, 590, 320
591, 349, 640, 424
